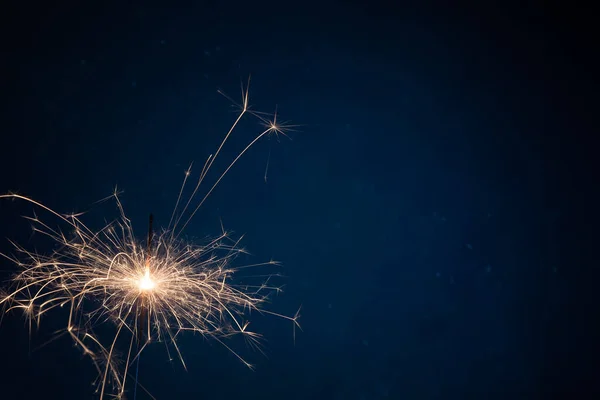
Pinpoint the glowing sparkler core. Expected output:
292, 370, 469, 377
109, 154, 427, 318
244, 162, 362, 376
138, 268, 155, 292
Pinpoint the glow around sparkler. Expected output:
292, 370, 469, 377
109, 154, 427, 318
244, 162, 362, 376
0, 80, 300, 399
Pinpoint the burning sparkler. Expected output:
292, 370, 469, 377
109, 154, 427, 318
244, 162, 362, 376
0, 79, 300, 399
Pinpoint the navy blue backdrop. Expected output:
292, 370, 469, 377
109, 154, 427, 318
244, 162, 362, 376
0, 2, 591, 399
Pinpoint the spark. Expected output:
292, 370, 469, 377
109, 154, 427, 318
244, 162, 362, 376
0, 81, 300, 399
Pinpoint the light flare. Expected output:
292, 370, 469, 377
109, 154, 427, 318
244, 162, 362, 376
138, 268, 155, 292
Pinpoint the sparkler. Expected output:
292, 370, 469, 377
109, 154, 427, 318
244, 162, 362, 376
0, 80, 300, 399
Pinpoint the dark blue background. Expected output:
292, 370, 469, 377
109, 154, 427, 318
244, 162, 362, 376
0, 1, 592, 399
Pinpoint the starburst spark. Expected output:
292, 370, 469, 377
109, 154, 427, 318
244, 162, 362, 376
0, 81, 300, 399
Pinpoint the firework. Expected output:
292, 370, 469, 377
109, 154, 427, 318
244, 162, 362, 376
0, 80, 300, 399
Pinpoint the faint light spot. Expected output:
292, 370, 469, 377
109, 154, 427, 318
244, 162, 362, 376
466, 243, 473, 250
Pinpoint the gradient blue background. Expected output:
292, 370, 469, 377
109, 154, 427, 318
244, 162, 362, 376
0, 1, 591, 399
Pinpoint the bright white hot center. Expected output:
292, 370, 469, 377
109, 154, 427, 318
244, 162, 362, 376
138, 269, 155, 291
